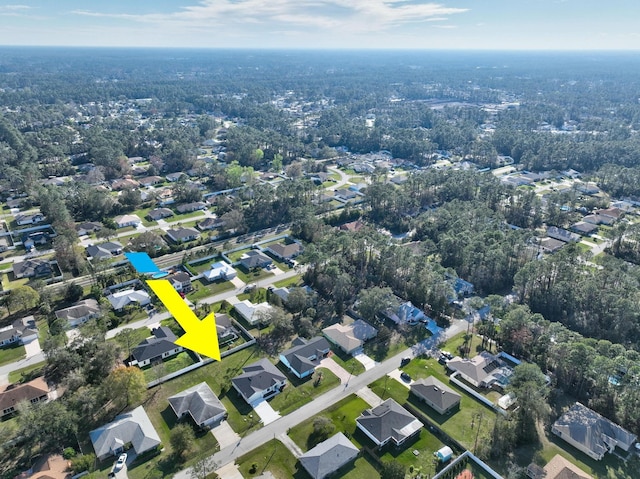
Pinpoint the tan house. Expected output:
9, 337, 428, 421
0, 377, 49, 418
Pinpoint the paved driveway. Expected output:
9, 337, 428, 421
211, 421, 240, 449
252, 399, 280, 425
319, 356, 351, 383
353, 352, 377, 371
24, 338, 42, 358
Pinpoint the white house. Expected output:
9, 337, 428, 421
203, 261, 237, 282
113, 214, 142, 228
107, 289, 151, 311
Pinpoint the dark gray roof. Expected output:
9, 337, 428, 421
13, 259, 52, 278
410, 376, 461, 412
231, 358, 286, 400
55, 299, 100, 321
356, 398, 422, 445
166, 227, 199, 242
552, 402, 637, 458
90, 406, 161, 458
131, 327, 179, 363
147, 208, 174, 220
280, 337, 330, 376
298, 432, 359, 479
168, 382, 226, 426
267, 243, 302, 259
240, 250, 272, 269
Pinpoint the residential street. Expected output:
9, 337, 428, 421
172, 318, 469, 479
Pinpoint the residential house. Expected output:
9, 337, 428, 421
446, 351, 503, 388
167, 271, 193, 293
197, 216, 223, 231
298, 432, 360, 479
89, 406, 161, 461
147, 208, 174, 221
334, 188, 358, 201
113, 214, 142, 228
356, 398, 422, 448
547, 226, 580, 243
166, 172, 186, 182
168, 382, 227, 429
0, 236, 10, 252
22, 231, 50, 251
55, 299, 101, 328
127, 326, 183, 368
527, 454, 593, 479
279, 336, 330, 379
0, 316, 38, 347
203, 261, 237, 282
322, 320, 378, 355
215, 313, 239, 346
231, 358, 287, 405
339, 220, 365, 232
539, 237, 566, 254
106, 289, 151, 311
570, 222, 599, 236
86, 241, 123, 261
384, 301, 427, 325
265, 242, 303, 261
452, 278, 474, 297
42, 177, 67, 187
234, 300, 273, 326
75, 221, 103, 236
166, 227, 200, 243
22, 453, 74, 479
410, 377, 461, 415
239, 250, 272, 270
582, 214, 615, 226
13, 258, 53, 279
138, 176, 163, 187
0, 377, 49, 418
270, 286, 291, 304
551, 402, 637, 460
595, 207, 623, 221
15, 213, 45, 226
111, 178, 140, 191
176, 201, 207, 213
576, 183, 600, 195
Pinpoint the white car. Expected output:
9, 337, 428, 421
114, 453, 127, 472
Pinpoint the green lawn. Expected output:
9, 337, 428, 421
328, 350, 365, 377
288, 395, 370, 452
0, 343, 26, 367
8, 360, 46, 383
110, 326, 152, 354
227, 248, 252, 262
168, 210, 206, 223
382, 356, 497, 451
236, 439, 299, 479
133, 207, 159, 227
269, 368, 340, 416
0, 262, 12, 271
142, 351, 197, 382
186, 278, 234, 302
272, 275, 302, 288
236, 267, 274, 284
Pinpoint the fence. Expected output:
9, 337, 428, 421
448, 372, 507, 417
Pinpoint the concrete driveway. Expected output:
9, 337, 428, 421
252, 399, 280, 425
319, 356, 350, 383
211, 421, 240, 449
353, 352, 377, 371
24, 338, 42, 358
387, 369, 413, 388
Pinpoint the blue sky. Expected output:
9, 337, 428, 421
0, 0, 639, 50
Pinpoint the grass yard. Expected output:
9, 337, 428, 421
187, 259, 218, 274
142, 351, 197, 382
269, 368, 340, 416
226, 248, 252, 262
288, 395, 370, 451
110, 326, 152, 353
328, 350, 365, 377
133, 207, 159, 227
8, 360, 46, 383
236, 267, 274, 284
264, 253, 292, 271
237, 287, 268, 304
186, 278, 234, 302
168, 210, 206, 223
237, 439, 299, 478
0, 262, 12, 271
272, 275, 302, 288
0, 343, 26, 367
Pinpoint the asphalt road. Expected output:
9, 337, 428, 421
172, 318, 469, 479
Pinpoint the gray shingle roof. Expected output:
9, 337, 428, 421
410, 376, 461, 412
356, 398, 422, 446
298, 432, 359, 479
89, 406, 161, 459
168, 382, 226, 426
131, 326, 179, 363
231, 358, 286, 401
552, 402, 637, 458
280, 337, 330, 376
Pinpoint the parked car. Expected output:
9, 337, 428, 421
114, 453, 127, 472
400, 372, 412, 382
400, 357, 411, 367
440, 351, 453, 360
438, 355, 449, 365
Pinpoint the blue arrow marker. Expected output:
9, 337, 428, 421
124, 252, 162, 274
